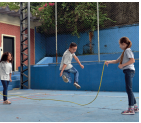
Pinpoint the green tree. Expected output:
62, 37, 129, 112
0, 2, 20, 10
0, 2, 114, 37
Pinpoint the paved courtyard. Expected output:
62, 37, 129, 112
0, 89, 139, 122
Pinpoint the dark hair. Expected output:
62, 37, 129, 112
119, 37, 132, 64
0, 52, 13, 63
119, 37, 132, 48
69, 42, 77, 48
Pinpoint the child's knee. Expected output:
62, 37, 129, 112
76, 70, 79, 75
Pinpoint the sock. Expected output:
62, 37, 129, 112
134, 104, 138, 108
129, 106, 134, 109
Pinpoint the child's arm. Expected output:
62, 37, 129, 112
73, 55, 84, 69
105, 59, 120, 66
118, 58, 135, 69
60, 64, 67, 77
9, 73, 12, 82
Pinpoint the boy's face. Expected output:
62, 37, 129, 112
69, 46, 77, 54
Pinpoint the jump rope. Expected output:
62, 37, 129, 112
0, 62, 105, 106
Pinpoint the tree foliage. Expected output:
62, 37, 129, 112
0, 2, 114, 37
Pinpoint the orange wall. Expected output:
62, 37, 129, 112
0, 22, 35, 70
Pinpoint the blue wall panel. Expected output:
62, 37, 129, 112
93, 24, 139, 54
30, 60, 139, 92
54, 52, 139, 63
35, 28, 48, 64
35, 24, 139, 63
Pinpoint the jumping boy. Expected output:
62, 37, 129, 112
59, 42, 84, 89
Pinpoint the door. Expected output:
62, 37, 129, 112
3, 36, 15, 71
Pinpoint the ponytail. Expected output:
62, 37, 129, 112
127, 40, 132, 48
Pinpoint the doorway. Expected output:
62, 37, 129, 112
3, 36, 15, 71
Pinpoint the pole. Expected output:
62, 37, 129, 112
27, 2, 31, 89
55, 2, 58, 63
20, 2, 23, 89
97, 2, 100, 62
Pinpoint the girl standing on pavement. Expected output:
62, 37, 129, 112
105, 37, 139, 115
0, 52, 13, 104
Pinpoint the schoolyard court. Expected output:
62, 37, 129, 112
0, 89, 139, 122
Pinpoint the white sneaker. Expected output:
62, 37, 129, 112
73, 82, 81, 89
62, 75, 69, 83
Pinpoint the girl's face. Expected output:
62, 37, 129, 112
7, 53, 12, 61
119, 42, 127, 50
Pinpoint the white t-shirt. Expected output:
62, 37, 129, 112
0, 61, 12, 80
118, 48, 135, 71
59, 49, 75, 70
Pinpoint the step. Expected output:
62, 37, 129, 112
1, 80, 20, 88
12, 71, 20, 75
12, 80, 20, 88
0, 85, 13, 91
0, 79, 20, 88
36, 57, 53, 64
0, 80, 12, 86
11, 75, 20, 80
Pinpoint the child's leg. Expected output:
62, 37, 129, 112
121, 70, 136, 114
124, 69, 136, 108
7, 81, 10, 89
68, 67, 81, 89
68, 67, 79, 83
1, 80, 8, 101
62, 70, 72, 83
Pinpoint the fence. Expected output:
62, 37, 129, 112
0, 2, 139, 66
33, 2, 139, 65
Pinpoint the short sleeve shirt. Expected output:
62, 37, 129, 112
0, 61, 12, 80
118, 48, 135, 71
59, 49, 75, 70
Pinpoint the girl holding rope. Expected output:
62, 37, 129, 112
105, 37, 139, 115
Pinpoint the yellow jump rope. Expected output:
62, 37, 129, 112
0, 62, 105, 106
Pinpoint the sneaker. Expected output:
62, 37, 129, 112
134, 106, 139, 113
73, 82, 81, 89
3, 100, 11, 104
62, 75, 69, 83
121, 108, 135, 115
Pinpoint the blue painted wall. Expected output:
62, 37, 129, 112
93, 24, 139, 54
18, 52, 139, 92
35, 24, 139, 64
30, 60, 139, 92
53, 52, 139, 63
35, 28, 48, 64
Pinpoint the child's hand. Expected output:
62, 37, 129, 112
10, 79, 12, 82
80, 64, 84, 69
60, 71, 63, 77
118, 64, 124, 69
105, 61, 109, 66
